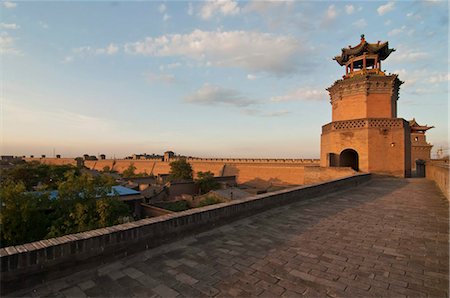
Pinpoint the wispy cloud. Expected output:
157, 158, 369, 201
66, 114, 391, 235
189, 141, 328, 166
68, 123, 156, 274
95, 43, 119, 55
352, 18, 367, 29
64, 43, 119, 61
390, 47, 428, 62
345, 5, 355, 15
242, 108, 291, 117
39, 21, 49, 29
321, 4, 338, 26
388, 25, 414, 36
158, 3, 166, 13
377, 2, 394, 16
124, 29, 306, 75
0, 32, 21, 55
187, 2, 194, 16
145, 72, 176, 84
428, 73, 450, 84
271, 87, 327, 102
2, 1, 16, 8
185, 84, 257, 107
0, 23, 19, 30
199, 0, 240, 20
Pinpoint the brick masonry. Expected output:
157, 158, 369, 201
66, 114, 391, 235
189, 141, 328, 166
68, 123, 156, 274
7, 177, 449, 297
0, 174, 369, 293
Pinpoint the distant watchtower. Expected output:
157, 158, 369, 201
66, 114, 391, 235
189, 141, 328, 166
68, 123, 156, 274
321, 35, 412, 177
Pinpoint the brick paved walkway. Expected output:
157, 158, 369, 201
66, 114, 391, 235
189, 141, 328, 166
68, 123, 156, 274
14, 178, 449, 297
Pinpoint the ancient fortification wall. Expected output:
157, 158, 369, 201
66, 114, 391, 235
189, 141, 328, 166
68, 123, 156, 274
0, 173, 371, 293
25, 158, 329, 185
426, 161, 449, 200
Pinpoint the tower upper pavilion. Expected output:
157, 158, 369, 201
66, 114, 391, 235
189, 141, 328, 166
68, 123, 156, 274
327, 35, 403, 122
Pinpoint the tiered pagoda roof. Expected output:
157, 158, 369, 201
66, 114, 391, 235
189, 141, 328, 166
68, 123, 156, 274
334, 34, 396, 66
409, 118, 434, 133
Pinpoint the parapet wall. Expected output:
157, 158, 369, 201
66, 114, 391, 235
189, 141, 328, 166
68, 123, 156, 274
0, 173, 370, 293
426, 161, 449, 200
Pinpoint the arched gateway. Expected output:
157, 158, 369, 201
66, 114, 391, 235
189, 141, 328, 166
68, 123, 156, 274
339, 149, 359, 171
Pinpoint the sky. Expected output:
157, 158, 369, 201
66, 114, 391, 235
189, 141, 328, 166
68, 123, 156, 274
1, 0, 448, 159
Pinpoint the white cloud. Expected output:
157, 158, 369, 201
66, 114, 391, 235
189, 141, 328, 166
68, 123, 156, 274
38, 21, 49, 29
199, 0, 240, 20
0, 32, 20, 55
0, 23, 19, 30
406, 12, 422, 21
163, 13, 171, 21
429, 73, 450, 84
377, 2, 394, 15
145, 72, 176, 84
384, 20, 392, 26
242, 108, 291, 117
388, 26, 414, 37
345, 5, 355, 15
96, 43, 119, 55
270, 87, 327, 102
2, 1, 16, 8
393, 69, 423, 87
159, 62, 182, 71
390, 48, 428, 62
187, 2, 194, 15
62, 56, 74, 64
124, 30, 305, 75
325, 5, 338, 21
70, 44, 119, 57
263, 110, 291, 117
185, 84, 256, 107
353, 19, 367, 29
247, 74, 258, 80
321, 4, 338, 26
158, 3, 166, 13
243, 0, 292, 14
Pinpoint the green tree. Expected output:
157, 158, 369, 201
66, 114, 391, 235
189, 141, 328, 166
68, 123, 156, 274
102, 165, 111, 172
0, 162, 79, 191
96, 198, 130, 227
168, 158, 193, 181
46, 171, 129, 238
122, 163, 137, 178
195, 171, 220, 194
0, 181, 51, 247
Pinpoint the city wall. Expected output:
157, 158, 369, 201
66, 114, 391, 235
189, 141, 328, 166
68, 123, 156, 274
25, 158, 354, 186
426, 161, 449, 200
0, 173, 371, 293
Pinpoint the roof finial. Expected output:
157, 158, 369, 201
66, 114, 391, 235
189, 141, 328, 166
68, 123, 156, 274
360, 34, 365, 42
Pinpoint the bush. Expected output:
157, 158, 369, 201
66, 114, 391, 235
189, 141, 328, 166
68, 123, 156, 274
196, 171, 219, 194
198, 196, 222, 207
164, 200, 190, 212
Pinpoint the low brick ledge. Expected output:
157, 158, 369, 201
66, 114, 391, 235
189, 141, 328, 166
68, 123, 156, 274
1, 173, 371, 292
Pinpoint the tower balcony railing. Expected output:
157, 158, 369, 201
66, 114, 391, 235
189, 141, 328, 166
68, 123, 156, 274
322, 118, 407, 133
344, 68, 384, 79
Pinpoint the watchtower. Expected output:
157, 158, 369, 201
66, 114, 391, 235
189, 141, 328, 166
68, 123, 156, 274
321, 35, 411, 177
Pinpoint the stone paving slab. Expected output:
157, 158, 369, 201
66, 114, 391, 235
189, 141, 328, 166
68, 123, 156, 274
10, 177, 449, 297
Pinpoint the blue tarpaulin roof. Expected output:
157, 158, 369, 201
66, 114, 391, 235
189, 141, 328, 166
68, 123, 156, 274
38, 185, 140, 201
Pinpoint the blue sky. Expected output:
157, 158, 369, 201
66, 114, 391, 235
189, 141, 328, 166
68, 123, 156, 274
1, 0, 448, 158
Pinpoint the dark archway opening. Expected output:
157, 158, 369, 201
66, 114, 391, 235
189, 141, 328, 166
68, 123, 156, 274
340, 149, 359, 171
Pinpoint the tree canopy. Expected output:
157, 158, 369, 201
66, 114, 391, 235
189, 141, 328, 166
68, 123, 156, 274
195, 171, 220, 194
168, 158, 193, 181
0, 162, 132, 247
